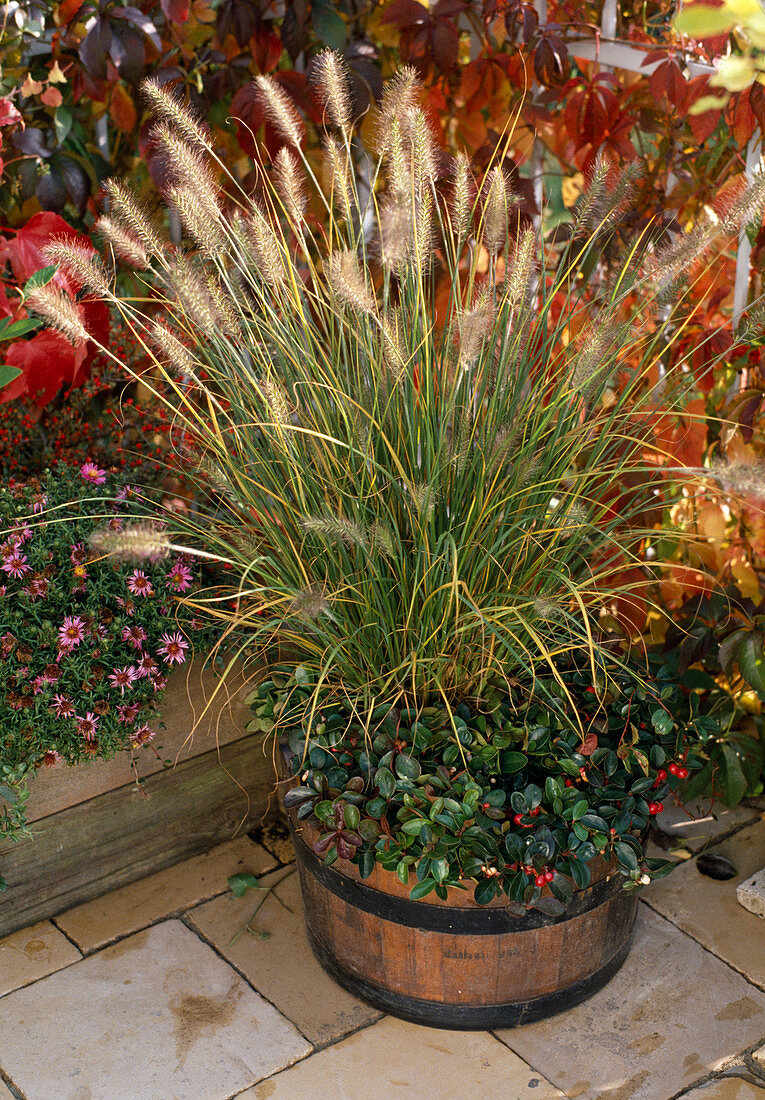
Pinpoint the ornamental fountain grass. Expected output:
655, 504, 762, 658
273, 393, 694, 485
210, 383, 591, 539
29, 55, 765, 1025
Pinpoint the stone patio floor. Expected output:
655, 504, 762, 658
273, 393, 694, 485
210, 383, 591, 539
2, 805, 765, 1100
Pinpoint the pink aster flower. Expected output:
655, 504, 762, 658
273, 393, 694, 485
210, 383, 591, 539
108, 665, 138, 695
41, 750, 63, 766
2, 551, 30, 578
51, 694, 75, 719
76, 713, 99, 740
127, 570, 154, 597
151, 673, 168, 693
58, 615, 86, 649
115, 484, 138, 503
134, 653, 158, 679
80, 461, 107, 485
121, 624, 147, 649
165, 562, 193, 592
130, 723, 155, 746
32, 494, 48, 514
117, 702, 141, 724
70, 543, 87, 564
26, 576, 50, 600
157, 631, 189, 666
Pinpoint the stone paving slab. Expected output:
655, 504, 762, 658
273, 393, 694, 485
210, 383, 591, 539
236, 1016, 566, 1099
0, 919, 310, 1100
644, 820, 765, 987
0, 1079, 15, 1099
653, 798, 758, 852
682, 1078, 765, 1099
495, 905, 765, 1100
55, 837, 275, 951
187, 866, 381, 1045
0, 919, 81, 998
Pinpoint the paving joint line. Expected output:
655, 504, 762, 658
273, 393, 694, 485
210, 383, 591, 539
0, 1066, 26, 1100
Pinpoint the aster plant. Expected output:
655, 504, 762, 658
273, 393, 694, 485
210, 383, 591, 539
0, 465, 205, 868
28, 57, 765, 907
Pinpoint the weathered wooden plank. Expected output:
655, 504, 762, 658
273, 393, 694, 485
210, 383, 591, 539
0, 734, 277, 937
19, 659, 262, 824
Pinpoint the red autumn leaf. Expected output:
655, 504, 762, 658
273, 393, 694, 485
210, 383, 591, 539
649, 59, 686, 110
533, 32, 569, 89
579, 731, 599, 756
0, 97, 22, 127
1, 330, 86, 406
251, 28, 283, 73
684, 75, 721, 142
692, 327, 734, 394
0, 211, 86, 284
382, 0, 466, 74
726, 90, 757, 148
58, 0, 85, 24
40, 86, 63, 108
161, 0, 190, 22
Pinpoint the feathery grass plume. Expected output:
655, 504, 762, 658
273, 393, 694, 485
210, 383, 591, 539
449, 406, 474, 469
141, 77, 211, 150
381, 309, 408, 380
89, 522, 170, 562
43, 238, 112, 297
451, 153, 474, 241
246, 206, 286, 286
274, 147, 307, 230
149, 319, 199, 384
327, 249, 377, 314
255, 75, 304, 148
290, 584, 331, 621
323, 136, 355, 222
719, 163, 765, 233
96, 215, 149, 269
195, 454, 243, 505
370, 522, 395, 558
386, 116, 410, 198
409, 109, 438, 189
311, 49, 352, 135
25, 284, 90, 345
570, 155, 610, 234
485, 424, 523, 480
504, 226, 537, 304
103, 179, 165, 258
170, 257, 222, 331
458, 294, 494, 367
376, 65, 419, 153
155, 124, 219, 214
533, 598, 565, 621
169, 184, 226, 258
412, 190, 435, 268
407, 482, 439, 523
302, 513, 369, 550
205, 273, 242, 339
710, 458, 765, 499
260, 374, 293, 430
482, 166, 511, 255
570, 316, 629, 401
547, 500, 591, 537
379, 195, 415, 274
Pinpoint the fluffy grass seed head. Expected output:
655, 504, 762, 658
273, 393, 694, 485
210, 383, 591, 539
43, 238, 112, 297
482, 166, 511, 255
25, 284, 90, 345
89, 521, 170, 562
246, 206, 287, 286
327, 249, 377, 314
141, 77, 211, 149
376, 66, 419, 153
290, 584, 331, 621
255, 74, 304, 148
274, 147, 307, 229
103, 179, 165, 258
95, 215, 149, 269
302, 513, 369, 550
451, 153, 474, 240
311, 49, 353, 135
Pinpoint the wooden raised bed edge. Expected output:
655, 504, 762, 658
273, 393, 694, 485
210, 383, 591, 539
0, 660, 278, 937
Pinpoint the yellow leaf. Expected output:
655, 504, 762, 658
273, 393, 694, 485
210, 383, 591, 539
729, 553, 763, 603
21, 73, 44, 97
562, 174, 585, 208
48, 60, 67, 84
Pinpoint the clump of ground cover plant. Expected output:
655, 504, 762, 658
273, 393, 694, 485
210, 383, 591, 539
27, 60, 765, 911
0, 464, 206, 861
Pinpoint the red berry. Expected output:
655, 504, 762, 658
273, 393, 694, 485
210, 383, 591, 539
530, 806, 540, 816
668, 763, 680, 776
535, 874, 546, 887
656, 769, 667, 781
678, 767, 689, 779
513, 813, 524, 825
545, 870, 554, 882
648, 802, 660, 814
565, 778, 574, 787
482, 802, 491, 809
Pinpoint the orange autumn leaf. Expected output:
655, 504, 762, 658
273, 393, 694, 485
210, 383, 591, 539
109, 84, 137, 133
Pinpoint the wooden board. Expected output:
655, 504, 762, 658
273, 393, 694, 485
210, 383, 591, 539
0, 735, 278, 937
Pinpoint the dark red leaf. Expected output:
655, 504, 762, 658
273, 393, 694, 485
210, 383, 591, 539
161, 0, 190, 23
648, 59, 686, 110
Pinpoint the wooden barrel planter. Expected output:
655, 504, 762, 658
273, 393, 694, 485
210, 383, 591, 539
288, 813, 638, 1029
